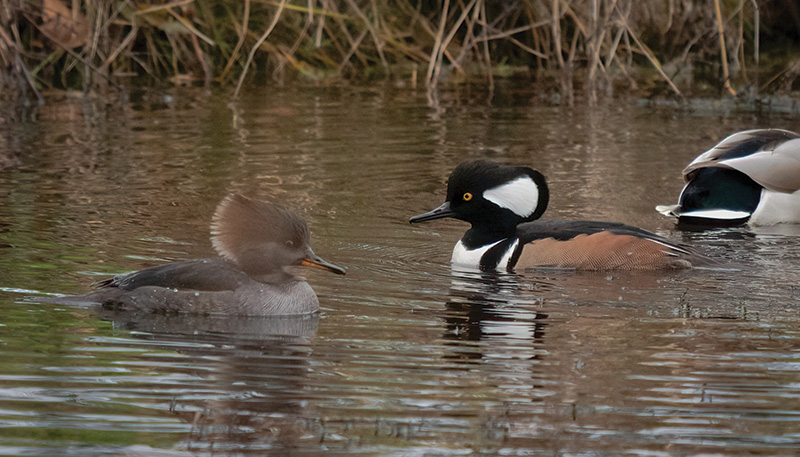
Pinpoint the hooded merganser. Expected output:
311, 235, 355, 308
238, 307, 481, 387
410, 160, 711, 271
656, 129, 800, 227
52, 194, 345, 316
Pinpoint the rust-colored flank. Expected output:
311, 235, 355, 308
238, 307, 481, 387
516, 231, 693, 270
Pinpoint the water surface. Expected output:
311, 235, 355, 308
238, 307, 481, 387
1, 86, 800, 456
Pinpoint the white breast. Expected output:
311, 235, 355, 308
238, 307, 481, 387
452, 239, 497, 268
451, 238, 519, 270
749, 188, 800, 225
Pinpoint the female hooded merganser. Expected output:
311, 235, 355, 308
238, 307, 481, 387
52, 194, 345, 316
410, 160, 711, 271
656, 129, 800, 227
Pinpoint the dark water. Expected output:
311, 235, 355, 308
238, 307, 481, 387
1, 85, 800, 456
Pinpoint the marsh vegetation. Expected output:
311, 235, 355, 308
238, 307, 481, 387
1, 0, 799, 104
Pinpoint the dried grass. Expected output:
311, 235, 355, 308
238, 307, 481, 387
0, 0, 783, 104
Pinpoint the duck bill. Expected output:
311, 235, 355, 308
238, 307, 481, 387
300, 250, 346, 275
409, 201, 455, 223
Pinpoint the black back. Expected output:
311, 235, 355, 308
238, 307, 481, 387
516, 220, 690, 253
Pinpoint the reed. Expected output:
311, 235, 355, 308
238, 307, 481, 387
0, 0, 792, 104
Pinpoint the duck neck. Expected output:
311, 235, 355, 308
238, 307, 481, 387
461, 224, 517, 250
454, 228, 520, 271
249, 268, 299, 285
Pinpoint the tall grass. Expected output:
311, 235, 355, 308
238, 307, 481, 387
0, 0, 788, 104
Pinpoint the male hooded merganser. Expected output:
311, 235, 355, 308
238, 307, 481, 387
656, 129, 800, 227
410, 160, 711, 271
51, 194, 345, 316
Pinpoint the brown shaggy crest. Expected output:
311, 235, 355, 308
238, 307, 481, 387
210, 194, 309, 264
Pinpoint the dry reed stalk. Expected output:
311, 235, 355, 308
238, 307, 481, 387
478, 0, 493, 92
166, 8, 214, 46
320, 0, 365, 68
733, 0, 746, 84
135, 0, 195, 16
0, 0, 783, 104
586, 0, 600, 102
750, 0, 759, 92
391, 1, 452, 67
337, 29, 368, 75
589, 0, 621, 101
713, 0, 735, 95
0, 25, 44, 104
273, 4, 313, 79
426, 0, 450, 88
552, 0, 566, 85
344, 0, 388, 71
455, 0, 478, 66
615, 2, 681, 97
219, 0, 250, 83
430, 0, 477, 85
235, 0, 287, 97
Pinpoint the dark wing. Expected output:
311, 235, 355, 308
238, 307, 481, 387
518, 219, 683, 247
682, 130, 800, 193
684, 129, 799, 173
93, 258, 248, 292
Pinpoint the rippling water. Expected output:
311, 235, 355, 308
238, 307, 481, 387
1, 85, 800, 456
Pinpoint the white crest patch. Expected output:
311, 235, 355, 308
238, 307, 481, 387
483, 176, 539, 218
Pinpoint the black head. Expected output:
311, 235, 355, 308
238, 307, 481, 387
410, 160, 549, 231
211, 194, 345, 278
674, 167, 761, 227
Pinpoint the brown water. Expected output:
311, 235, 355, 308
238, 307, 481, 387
1, 85, 800, 456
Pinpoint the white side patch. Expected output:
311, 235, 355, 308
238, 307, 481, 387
499, 239, 519, 270
679, 209, 752, 220
749, 189, 800, 225
451, 239, 503, 269
483, 176, 539, 218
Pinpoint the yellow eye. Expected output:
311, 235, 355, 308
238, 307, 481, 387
463, 192, 473, 201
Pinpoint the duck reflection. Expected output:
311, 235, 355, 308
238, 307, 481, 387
98, 309, 323, 452
440, 268, 550, 359
102, 307, 320, 336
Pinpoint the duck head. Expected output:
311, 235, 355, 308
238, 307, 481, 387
410, 159, 549, 233
211, 194, 345, 281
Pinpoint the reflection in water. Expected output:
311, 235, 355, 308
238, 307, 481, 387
103, 309, 320, 337
442, 269, 548, 346
101, 310, 321, 454
438, 269, 551, 444
2, 86, 800, 455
